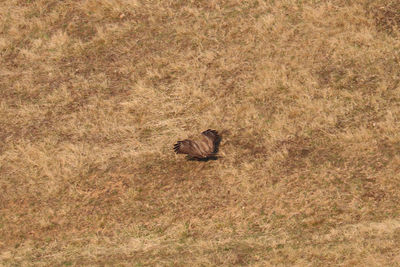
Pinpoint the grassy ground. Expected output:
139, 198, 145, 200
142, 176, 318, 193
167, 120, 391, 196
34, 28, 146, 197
1, 0, 400, 265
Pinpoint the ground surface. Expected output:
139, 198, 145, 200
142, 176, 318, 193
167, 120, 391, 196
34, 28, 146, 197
1, 0, 400, 266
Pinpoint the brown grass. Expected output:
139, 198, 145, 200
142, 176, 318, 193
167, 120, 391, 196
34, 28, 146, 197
1, 0, 400, 265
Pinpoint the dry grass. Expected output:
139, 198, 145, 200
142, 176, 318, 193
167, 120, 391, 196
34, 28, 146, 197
1, 0, 400, 265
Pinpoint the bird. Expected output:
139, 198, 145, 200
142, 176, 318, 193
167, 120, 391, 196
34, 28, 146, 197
173, 129, 221, 160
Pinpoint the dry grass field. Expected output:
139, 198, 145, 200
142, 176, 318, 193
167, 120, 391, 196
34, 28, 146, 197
1, 0, 400, 265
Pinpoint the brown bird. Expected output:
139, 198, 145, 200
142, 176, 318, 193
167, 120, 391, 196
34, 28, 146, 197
173, 129, 221, 160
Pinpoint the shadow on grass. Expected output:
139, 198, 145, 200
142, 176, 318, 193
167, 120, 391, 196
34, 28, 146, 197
187, 155, 220, 162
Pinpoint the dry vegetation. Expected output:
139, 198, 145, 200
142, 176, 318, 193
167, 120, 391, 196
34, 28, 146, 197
1, 0, 400, 265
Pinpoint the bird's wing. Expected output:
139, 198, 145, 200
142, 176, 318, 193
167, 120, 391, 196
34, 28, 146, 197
201, 129, 221, 154
174, 139, 195, 155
